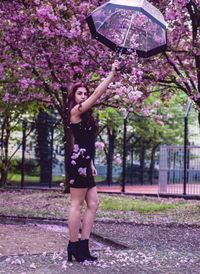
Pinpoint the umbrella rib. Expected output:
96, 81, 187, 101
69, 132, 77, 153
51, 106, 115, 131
122, 12, 135, 49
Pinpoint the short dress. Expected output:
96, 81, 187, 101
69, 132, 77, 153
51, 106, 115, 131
66, 120, 96, 188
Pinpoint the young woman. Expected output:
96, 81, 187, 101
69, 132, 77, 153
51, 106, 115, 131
66, 60, 120, 262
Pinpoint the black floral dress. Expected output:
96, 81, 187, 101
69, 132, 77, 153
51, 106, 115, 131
66, 120, 96, 188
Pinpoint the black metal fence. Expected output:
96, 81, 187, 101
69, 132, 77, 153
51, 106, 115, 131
2, 104, 200, 195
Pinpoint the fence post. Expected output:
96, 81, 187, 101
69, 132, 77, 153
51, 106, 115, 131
49, 126, 54, 188
21, 120, 26, 189
184, 102, 192, 195
121, 112, 129, 193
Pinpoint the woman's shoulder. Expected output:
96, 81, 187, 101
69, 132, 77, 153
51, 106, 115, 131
70, 109, 82, 124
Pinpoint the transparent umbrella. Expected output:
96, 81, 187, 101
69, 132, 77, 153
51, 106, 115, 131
86, 0, 167, 58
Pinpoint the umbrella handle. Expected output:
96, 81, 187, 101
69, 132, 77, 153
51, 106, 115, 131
116, 57, 126, 71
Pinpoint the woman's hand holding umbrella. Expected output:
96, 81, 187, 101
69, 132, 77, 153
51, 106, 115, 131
111, 60, 121, 73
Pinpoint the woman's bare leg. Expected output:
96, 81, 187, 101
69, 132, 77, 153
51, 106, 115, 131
81, 187, 99, 240
68, 187, 88, 242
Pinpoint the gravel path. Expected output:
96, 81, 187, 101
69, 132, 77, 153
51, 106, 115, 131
0, 221, 200, 273
93, 221, 200, 253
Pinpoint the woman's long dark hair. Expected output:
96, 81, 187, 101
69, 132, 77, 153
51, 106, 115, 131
67, 82, 99, 135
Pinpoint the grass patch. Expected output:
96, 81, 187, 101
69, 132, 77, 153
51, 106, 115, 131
96, 213, 131, 221
0, 207, 65, 218
99, 195, 178, 213
0, 191, 199, 224
94, 176, 119, 183
7, 174, 63, 183
97, 212, 130, 220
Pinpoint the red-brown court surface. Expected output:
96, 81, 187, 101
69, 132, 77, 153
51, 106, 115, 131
97, 185, 158, 194
97, 184, 200, 195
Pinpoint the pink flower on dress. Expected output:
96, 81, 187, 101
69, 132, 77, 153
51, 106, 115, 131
73, 144, 79, 152
69, 179, 75, 184
78, 167, 87, 176
80, 148, 86, 154
71, 160, 76, 165
71, 152, 79, 159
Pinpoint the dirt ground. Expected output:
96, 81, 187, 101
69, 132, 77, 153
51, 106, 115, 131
0, 223, 106, 257
0, 190, 200, 273
0, 221, 200, 274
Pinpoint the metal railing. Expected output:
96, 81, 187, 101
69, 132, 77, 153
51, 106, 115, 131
159, 145, 200, 195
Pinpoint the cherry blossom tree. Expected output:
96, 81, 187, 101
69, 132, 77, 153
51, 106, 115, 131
0, 0, 142, 188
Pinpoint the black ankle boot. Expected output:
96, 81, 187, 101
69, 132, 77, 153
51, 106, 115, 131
79, 239, 98, 261
67, 241, 86, 262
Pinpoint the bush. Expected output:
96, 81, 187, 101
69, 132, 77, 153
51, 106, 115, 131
13, 159, 39, 176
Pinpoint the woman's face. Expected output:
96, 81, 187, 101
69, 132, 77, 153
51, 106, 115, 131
75, 87, 88, 104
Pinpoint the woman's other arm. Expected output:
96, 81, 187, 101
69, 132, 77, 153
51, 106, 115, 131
91, 160, 97, 176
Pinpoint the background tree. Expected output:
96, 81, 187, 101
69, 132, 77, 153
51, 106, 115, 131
0, 100, 36, 187
35, 108, 58, 186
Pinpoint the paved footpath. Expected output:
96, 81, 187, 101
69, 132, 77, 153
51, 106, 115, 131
0, 220, 200, 273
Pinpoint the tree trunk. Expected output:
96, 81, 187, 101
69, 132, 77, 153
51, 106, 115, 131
0, 115, 10, 188
0, 167, 9, 188
35, 110, 52, 186
63, 120, 74, 193
106, 128, 115, 186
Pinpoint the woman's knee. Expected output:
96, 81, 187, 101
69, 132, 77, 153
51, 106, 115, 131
70, 201, 84, 211
87, 199, 100, 211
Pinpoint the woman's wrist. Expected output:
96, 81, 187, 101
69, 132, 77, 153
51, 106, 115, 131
109, 70, 116, 76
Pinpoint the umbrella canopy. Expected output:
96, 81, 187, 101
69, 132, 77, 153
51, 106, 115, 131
86, 0, 167, 58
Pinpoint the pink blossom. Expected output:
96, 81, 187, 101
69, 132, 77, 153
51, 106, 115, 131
153, 101, 160, 107
120, 108, 128, 117
2, 93, 9, 102
167, 114, 173, 119
19, 79, 29, 89
144, 109, 150, 116
114, 154, 122, 165
157, 120, 164, 126
30, 263, 36, 269
95, 141, 104, 150
71, 160, 76, 165
156, 115, 163, 120
69, 179, 75, 184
